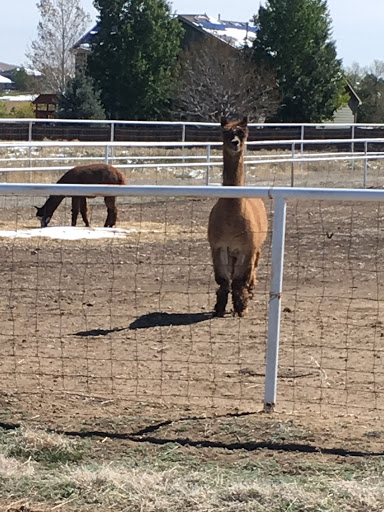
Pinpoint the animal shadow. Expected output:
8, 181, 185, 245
129, 311, 213, 330
73, 312, 213, 337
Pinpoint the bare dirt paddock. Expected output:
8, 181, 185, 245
0, 194, 383, 455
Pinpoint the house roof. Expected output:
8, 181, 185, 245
0, 74, 12, 84
180, 14, 257, 48
72, 24, 100, 52
346, 81, 362, 106
71, 14, 258, 52
32, 94, 58, 104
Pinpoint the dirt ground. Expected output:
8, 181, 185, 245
0, 193, 383, 456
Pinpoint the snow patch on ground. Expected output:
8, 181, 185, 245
0, 226, 137, 240
0, 94, 38, 102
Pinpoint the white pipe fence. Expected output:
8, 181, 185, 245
1, 182, 383, 410
1, 136, 384, 188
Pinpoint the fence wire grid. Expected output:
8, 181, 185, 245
0, 192, 383, 427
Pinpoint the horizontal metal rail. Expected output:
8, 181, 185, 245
1, 137, 384, 149
2, 117, 384, 128
0, 152, 383, 174
1, 183, 384, 201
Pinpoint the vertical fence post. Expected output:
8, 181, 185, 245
351, 125, 355, 170
181, 123, 186, 163
300, 125, 304, 158
206, 145, 211, 185
363, 140, 368, 188
291, 143, 295, 187
104, 145, 109, 165
28, 121, 33, 179
110, 122, 115, 165
264, 194, 287, 411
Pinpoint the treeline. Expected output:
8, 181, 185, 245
9, 0, 377, 124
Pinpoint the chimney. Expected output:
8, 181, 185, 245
218, 13, 221, 21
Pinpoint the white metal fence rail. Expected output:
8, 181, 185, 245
1, 137, 384, 188
2, 182, 383, 410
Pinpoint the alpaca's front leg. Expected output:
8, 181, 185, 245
71, 197, 80, 226
79, 197, 90, 227
231, 253, 256, 317
212, 248, 231, 317
104, 197, 117, 227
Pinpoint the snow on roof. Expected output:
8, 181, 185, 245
182, 14, 257, 48
72, 24, 100, 52
0, 226, 137, 240
72, 14, 257, 52
0, 74, 12, 84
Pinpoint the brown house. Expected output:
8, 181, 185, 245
32, 93, 58, 119
71, 14, 257, 74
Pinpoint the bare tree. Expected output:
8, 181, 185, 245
172, 38, 279, 122
27, 0, 91, 93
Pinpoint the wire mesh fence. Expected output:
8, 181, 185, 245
0, 187, 383, 428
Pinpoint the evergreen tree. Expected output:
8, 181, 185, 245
356, 74, 384, 123
57, 74, 105, 119
252, 0, 346, 122
88, 0, 183, 120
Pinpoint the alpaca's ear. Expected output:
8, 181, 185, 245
240, 116, 248, 127
34, 206, 39, 210
220, 117, 228, 127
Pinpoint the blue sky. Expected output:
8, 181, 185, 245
0, 0, 382, 69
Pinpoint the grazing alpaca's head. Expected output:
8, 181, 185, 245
35, 205, 51, 227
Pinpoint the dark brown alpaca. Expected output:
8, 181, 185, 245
35, 164, 126, 228
208, 117, 268, 317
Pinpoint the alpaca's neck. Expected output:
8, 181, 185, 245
222, 149, 245, 187
43, 195, 64, 216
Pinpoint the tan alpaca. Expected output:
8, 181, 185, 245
35, 163, 126, 228
208, 117, 268, 317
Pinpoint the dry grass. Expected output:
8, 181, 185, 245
0, 426, 384, 511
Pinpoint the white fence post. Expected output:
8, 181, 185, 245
351, 125, 355, 170
110, 122, 115, 165
28, 121, 33, 177
264, 194, 287, 411
181, 123, 186, 163
206, 145, 211, 185
364, 141, 368, 188
291, 143, 295, 187
104, 145, 109, 164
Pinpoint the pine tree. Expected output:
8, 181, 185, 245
252, 0, 346, 122
356, 74, 384, 123
88, 0, 183, 120
57, 74, 105, 119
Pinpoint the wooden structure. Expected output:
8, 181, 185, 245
32, 94, 58, 119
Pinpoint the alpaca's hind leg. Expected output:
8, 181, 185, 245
79, 197, 90, 227
212, 248, 231, 317
71, 197, 80, 226
104, 197, 117, 227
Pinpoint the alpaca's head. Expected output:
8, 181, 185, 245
221, 117, 248, 154
35, 205, 51, 228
